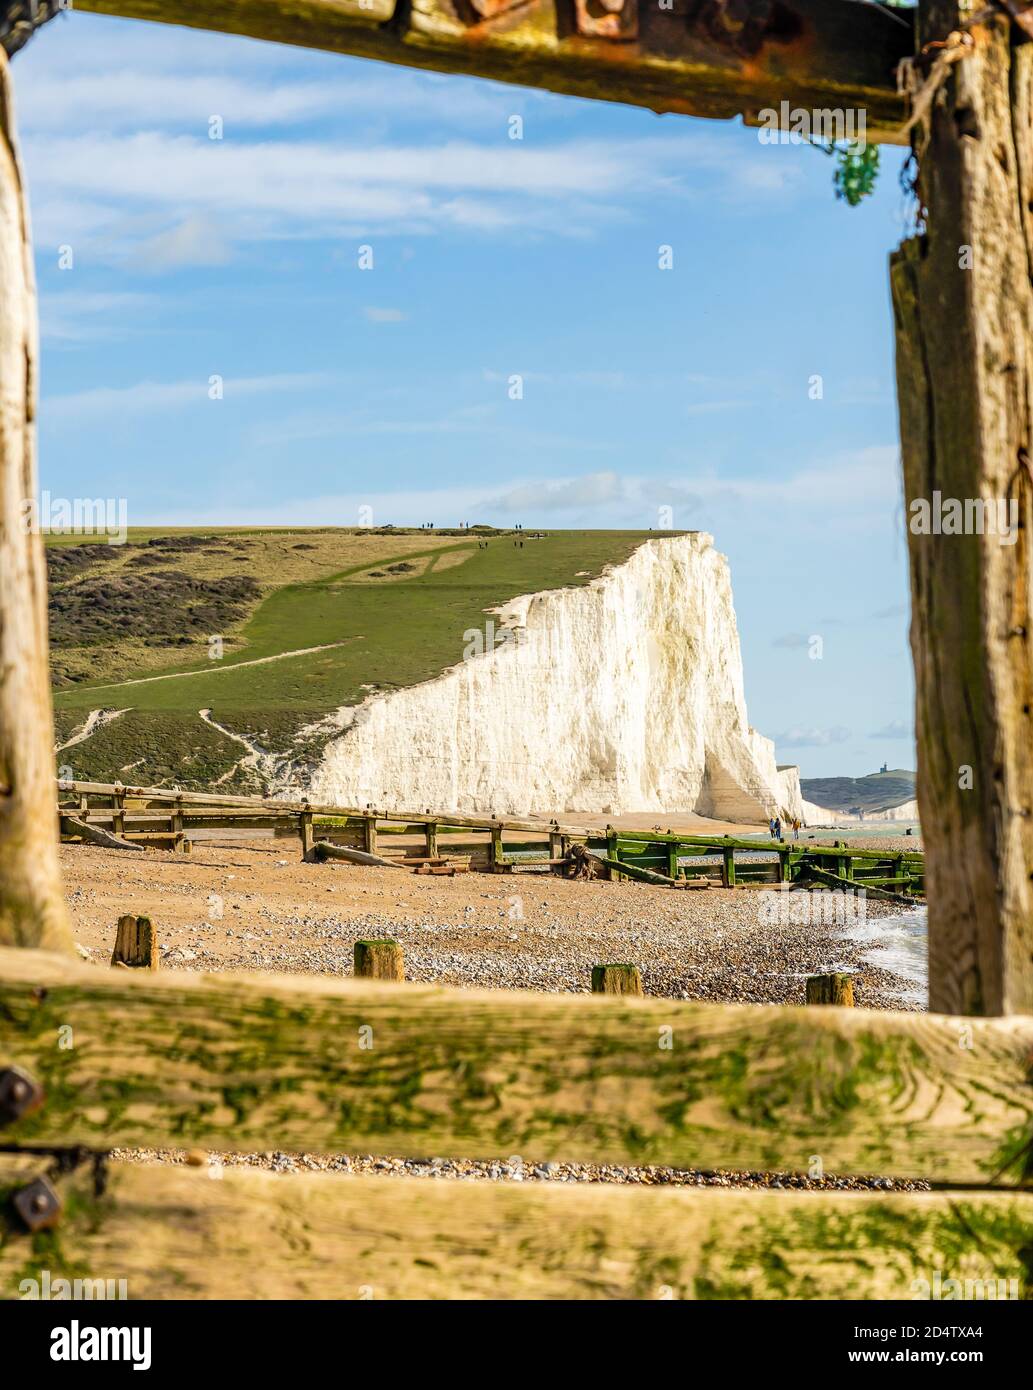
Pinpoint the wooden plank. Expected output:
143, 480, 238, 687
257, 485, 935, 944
892, 7, 1033, 1016
0, 1162, 1029, 1301
599, 855, 677, 886
77, 0, 910, 143
54, 784, 925, 866
0, 56, 72, 953
59, 815, 145, 853
2, 948, 1031, 1184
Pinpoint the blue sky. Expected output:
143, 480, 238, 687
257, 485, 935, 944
17, 10, 915, 779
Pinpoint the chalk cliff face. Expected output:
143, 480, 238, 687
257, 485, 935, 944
802, 798, 920, 825
306, 533, 801, 823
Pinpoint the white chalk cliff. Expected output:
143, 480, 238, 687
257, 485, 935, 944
306, 533, 801, 823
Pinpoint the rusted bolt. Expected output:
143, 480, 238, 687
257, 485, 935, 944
0, 1066, 44, 1126
12, 1175, 63, 1233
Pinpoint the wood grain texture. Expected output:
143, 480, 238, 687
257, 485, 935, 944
1, 1163, 1030, 1300
0, 56, 72, 954
75, 0, 910, 141
892, 8, 1033, 1014
2, 949, 1032, 1184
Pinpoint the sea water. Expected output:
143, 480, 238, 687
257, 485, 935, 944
844, 905, 928, 1007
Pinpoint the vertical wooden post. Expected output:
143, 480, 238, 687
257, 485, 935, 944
111, 786, 125, 839
0, 53, 72, 952
489, 823, 504, 872
299, 808, 314, 860
425, 820, 438, 859
806, 973, 854, 1007
722, 842, 736, 888
111, 914, 158, 970
892, 3, 1033, 1013
591, 964, 643, 996
363, 812, 378, 856
606, 827, 622, 881
171, 795, 185, 852
353, 939, 404, 981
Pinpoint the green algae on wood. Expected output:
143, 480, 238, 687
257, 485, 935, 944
1, 949, 1031, 1184
1, 1163, 1031, 1301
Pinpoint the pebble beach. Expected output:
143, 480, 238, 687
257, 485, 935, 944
63, 828, 928, 1192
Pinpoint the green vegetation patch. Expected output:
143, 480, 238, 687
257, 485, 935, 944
801, 770, 916, 815
55, 710, 251, 792
49, 527, 665, 788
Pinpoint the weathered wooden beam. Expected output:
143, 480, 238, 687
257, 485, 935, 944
59, 814, 146, 852
1, 1162, 1030, 1300
53, 783, 924, 861
111, 913, 159, 969
353, 938, 405, 979
2, 948, 1031, 1183
312, 840, 409, 868
77, 0, 912, 143
806, 972, 854, 1006
591, 962, 644, 994
892, 5, 1033, 1014
0, 55, 72, 953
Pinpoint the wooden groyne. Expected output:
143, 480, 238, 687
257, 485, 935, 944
56, 778, 925, 897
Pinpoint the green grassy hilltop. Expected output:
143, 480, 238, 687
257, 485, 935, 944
49, 527, 659, 790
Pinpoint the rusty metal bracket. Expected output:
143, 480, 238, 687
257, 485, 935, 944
0, 1065, 44, 1127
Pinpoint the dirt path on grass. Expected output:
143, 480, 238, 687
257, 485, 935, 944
74, 640, 353, 695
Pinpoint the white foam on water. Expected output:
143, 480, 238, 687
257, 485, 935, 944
842, 905, 928, 1007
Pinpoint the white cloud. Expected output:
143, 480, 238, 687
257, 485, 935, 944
870, 720, 912, 739
777, 726, 852, 748
39, 289, 154, 344
363, 307, 407, 323
130, 216, 232, 270
489, 471, 625, 514
18, 12, 807, 264
46, 372, 338, 425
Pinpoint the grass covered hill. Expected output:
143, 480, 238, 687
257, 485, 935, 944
48, 526, 659, 791
800, 769, 916, 816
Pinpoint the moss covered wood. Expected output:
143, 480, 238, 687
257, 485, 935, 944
353, 939, 405, 981
53, 782, 928, 869
1, 949, 1032, 1184
892, 5, 1033, 1014
1, 1163, 1030, 1301
0, 56, 72, 954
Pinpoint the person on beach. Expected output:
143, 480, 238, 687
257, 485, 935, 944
769, 817, 776, 839
773, 817, 783, 842
792, 817, 800, 840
